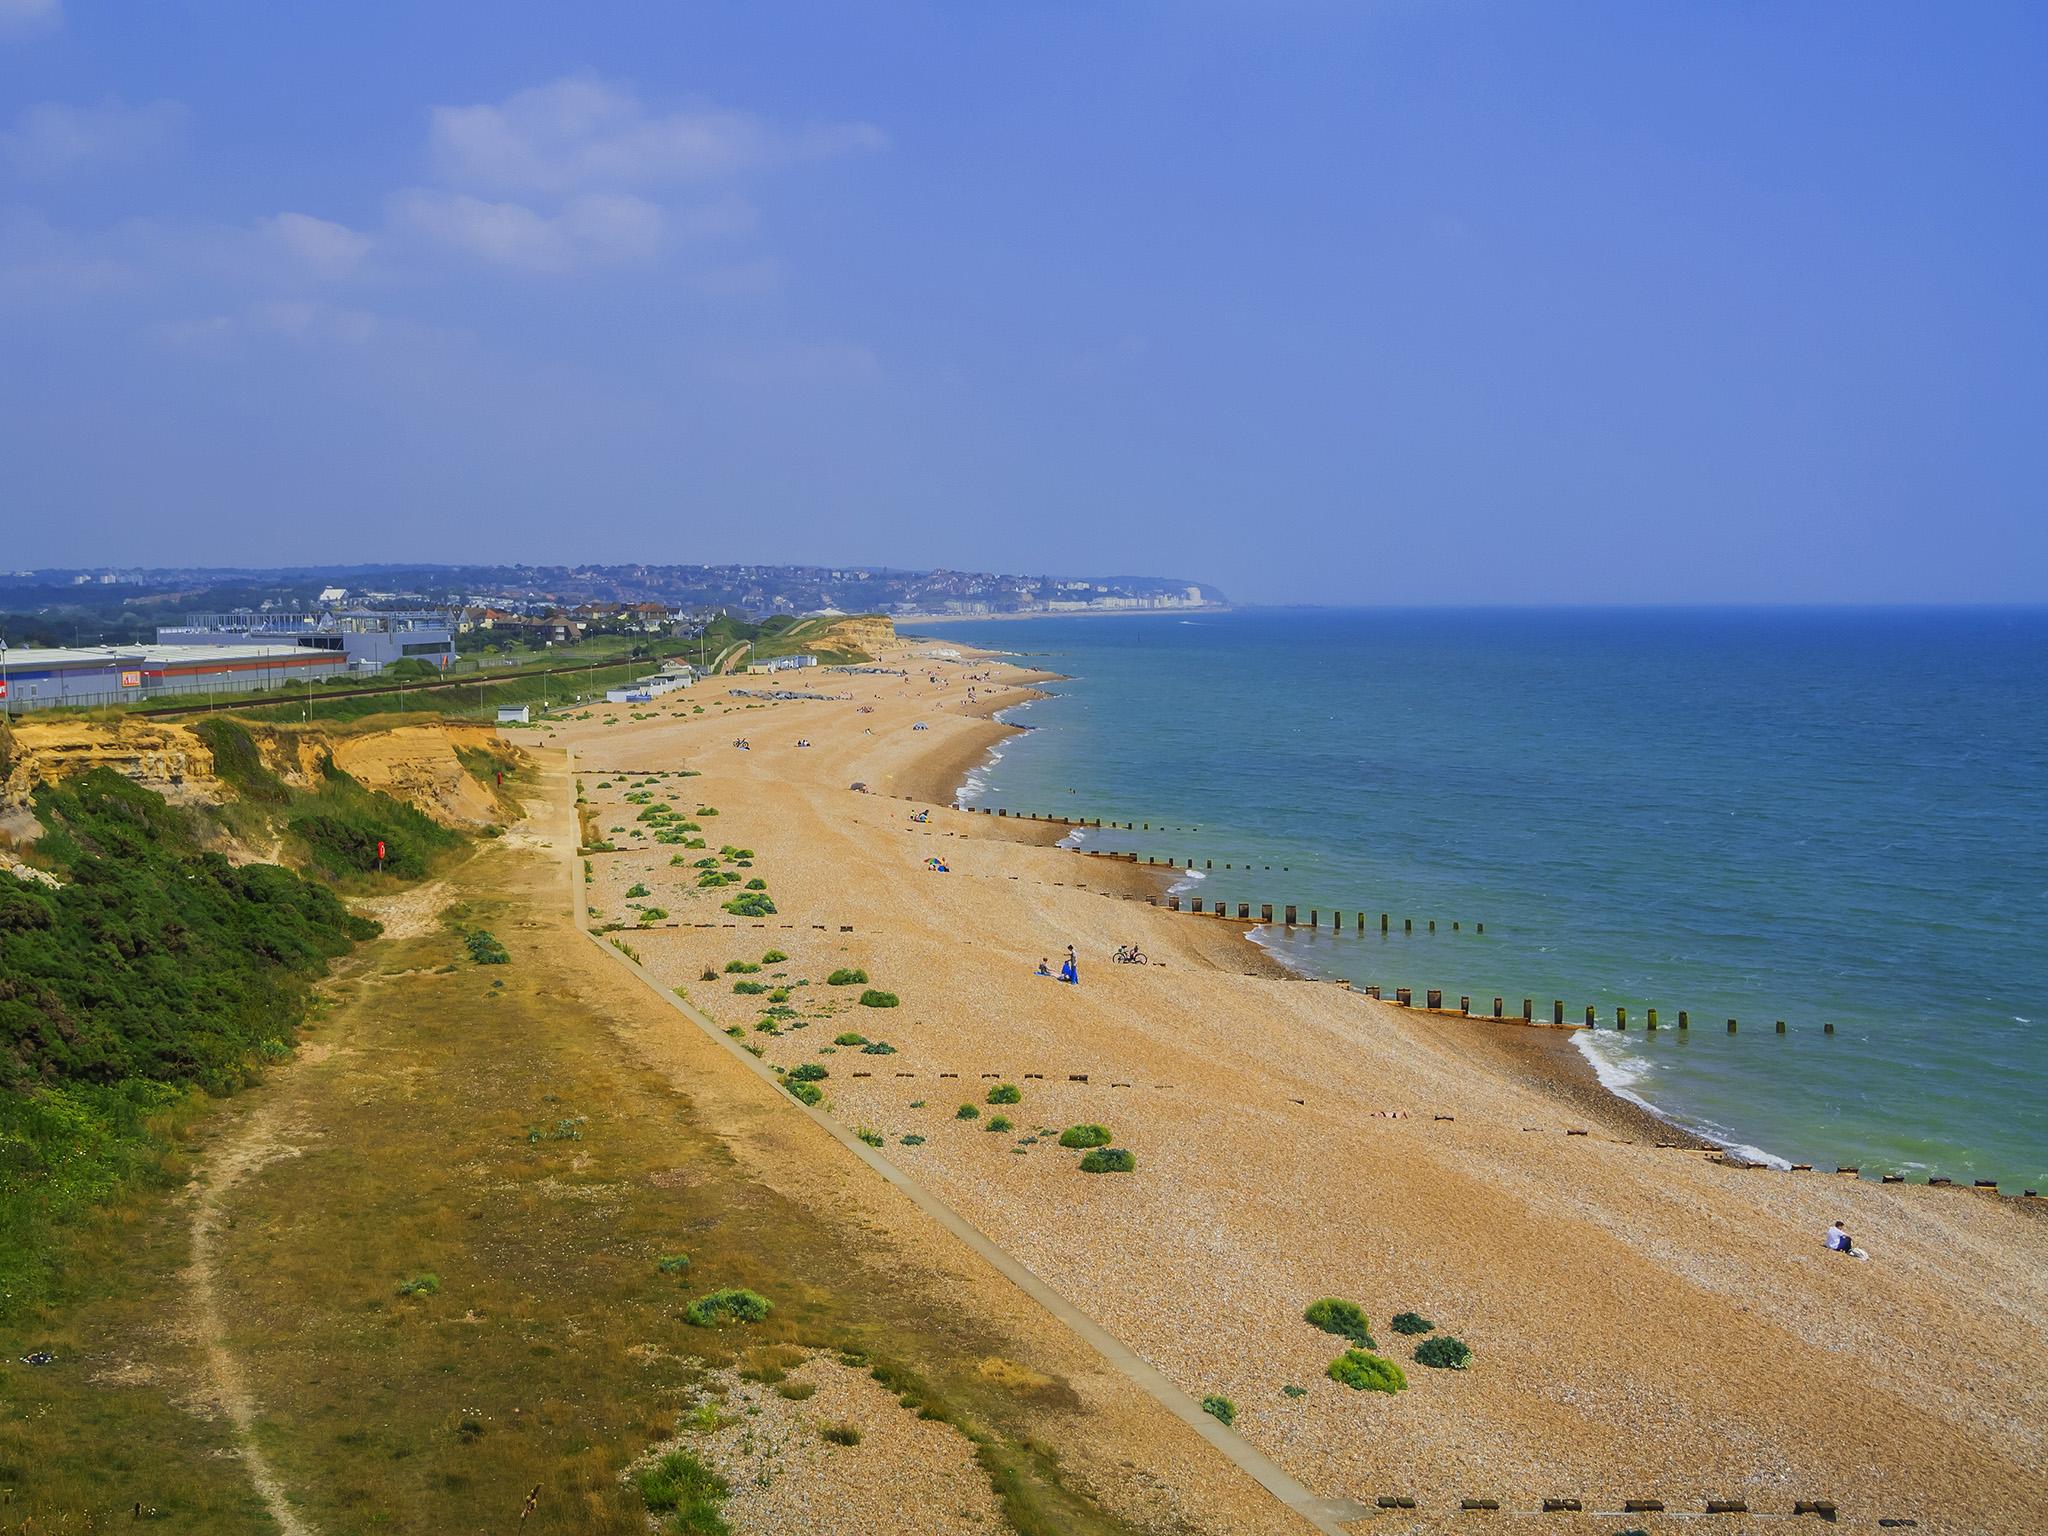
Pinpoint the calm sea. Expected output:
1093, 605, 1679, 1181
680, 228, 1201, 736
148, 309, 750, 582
915, 608, 2048, 1187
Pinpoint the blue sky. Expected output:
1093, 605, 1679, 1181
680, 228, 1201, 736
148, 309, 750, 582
2, 1, 2042, 603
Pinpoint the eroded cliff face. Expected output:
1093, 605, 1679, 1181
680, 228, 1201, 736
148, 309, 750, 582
0, 716, 520, 833
819, 613, 896, 658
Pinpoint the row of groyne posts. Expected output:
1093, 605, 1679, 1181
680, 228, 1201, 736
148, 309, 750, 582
955, 802, 2037, 1199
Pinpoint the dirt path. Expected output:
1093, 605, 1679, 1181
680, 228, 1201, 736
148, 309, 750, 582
183, 1096, 318, 1536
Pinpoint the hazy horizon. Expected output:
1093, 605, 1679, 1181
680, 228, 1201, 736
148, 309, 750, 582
3, 2, 2043, 605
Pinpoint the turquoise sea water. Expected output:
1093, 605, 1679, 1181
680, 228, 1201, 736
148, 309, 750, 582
915, 609, 2048, 1187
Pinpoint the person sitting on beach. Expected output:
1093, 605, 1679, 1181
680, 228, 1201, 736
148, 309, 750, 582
1036, 958, 1052, 977
1824, 1221, 1869, 1261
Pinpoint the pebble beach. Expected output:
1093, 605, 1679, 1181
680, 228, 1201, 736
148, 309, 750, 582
553, 637, 2048, 1534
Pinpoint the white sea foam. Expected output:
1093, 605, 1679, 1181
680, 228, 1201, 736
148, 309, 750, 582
1572, 1032, 1791, 1168
1166, 866, 1207, 895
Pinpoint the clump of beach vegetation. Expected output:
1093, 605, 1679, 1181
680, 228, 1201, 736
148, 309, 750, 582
1078, 1148, 1135, 1173
1390, 1311, 1436, 1335
1202, 1394, 1236, 1426
725, 959, 761, 973
833, 1032, 868, 1046
683, 1287, 771, 1327
1413, 1335, 1472, 1370
1304, 1297, 1375, 1348
1328, 1349, 1406, 1393
637, 1447, 730, 1532
986, 1083, 1021, 1104
857, 989, 899, 1008
955, 1104, 980, 1120
1058, 1124, 1112, 1149
826, 968, 868, 986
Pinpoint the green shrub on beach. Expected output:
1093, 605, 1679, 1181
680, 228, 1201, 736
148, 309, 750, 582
834, 1032, 868, 1047
761, 950, 788, 964
787, 1063, 829, 1082
725, 960, 761, 973
1413, 1335, 1472, 1370
723, 892, 776, 917
733, 980, 768, 995
785, 1080, 823, 1107
1391, 1312, 1436, 1336
827, 968, 868, 986
637, 1447, 729, 1530
683, 1287, 771, 1327
986, 1083, 1021, 1104
1058, 1124, 1112, 1149
986, 1115, 1013, 1132
1201, 1394, 1236, 1426
858, 990, 899, 1008
1078, 1147, 1135, 1174
1327, 1349, 1405, 1393
1304, 1298, 1374, 1348
955, 1104, 980, 1120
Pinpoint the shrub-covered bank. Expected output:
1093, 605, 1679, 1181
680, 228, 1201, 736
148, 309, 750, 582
0, 765, 402, 1317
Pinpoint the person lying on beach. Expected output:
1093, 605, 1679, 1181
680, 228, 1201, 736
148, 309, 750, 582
1825, 1221, 1869, 1261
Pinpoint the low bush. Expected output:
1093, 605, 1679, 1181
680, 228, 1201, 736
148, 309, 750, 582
955, 1104, 980, 1120
656, 1253, 691, 1274
626, 882, 650, 898
900, 1134, 925, 1145
833, 1032, 868, 1046
725, 960, 761, 973
986, 1083, 1021, 1104
723, 892, 776, 917
1327, 1349, 1406, 1393
637, 1447, 730, 1532
859, 1041, 896, 1055
1282, 1384, 1307, 1398
775, 1380, 816, 1401
826, 968, 869, 986
1390, 1311, 1435, 1335
683, 1287, 771, 1327
396, 1273, 440, 1298
1304, 1297, 1374, 1348
820, 1422, 861, 1447
761, 950, 788, 964
1413, 1335, 1472, 1370
857, 990, 899, 1008
785, 1080, 823, 1107
733, 980, 768, 995
856, 1128, 885, 1148
1058, 1124, 1112, 1149
1202, 1395, 1236, 1426
1078, 1147, 1135, 1173
787, 1062, 829, 1082
463, 929, 511, 965
743, 878, 767, 891
987, 1115, 1013, 1132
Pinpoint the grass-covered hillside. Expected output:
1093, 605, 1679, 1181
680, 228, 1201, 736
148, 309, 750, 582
0, 737, 457, 1318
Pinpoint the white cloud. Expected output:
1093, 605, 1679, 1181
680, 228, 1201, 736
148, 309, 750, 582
394, 188, 664, 272
3, 97, 185, 178
0, 0, 60, 41
261, 211, 372, 279
426, 74, 885, 193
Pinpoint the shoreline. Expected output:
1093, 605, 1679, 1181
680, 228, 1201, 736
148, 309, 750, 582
548, 636, 2048, 1529
924, 645, 1711, 1153
898, 605, 1230, 625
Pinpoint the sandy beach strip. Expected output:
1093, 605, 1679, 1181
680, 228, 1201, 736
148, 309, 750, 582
553, 644, 2048, 1534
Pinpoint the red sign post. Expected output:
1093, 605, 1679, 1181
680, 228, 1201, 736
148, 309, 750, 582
376, 839, 386, 873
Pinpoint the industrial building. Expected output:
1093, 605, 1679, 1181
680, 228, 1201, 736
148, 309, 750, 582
0, 644, 349, 713
155, 609, 457, 674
